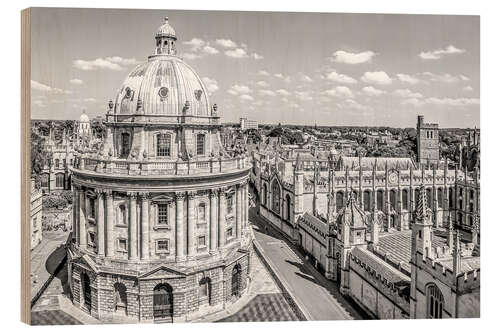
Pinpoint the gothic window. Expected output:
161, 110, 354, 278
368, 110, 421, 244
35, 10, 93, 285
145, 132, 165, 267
376, 190, 384, 211
449, 188, 454, 208
41, 174, 49, 188
157, 133, 171, 157
415, 188, 421, 204
121, 133, 131, 158
156, 239, 169, 253
56, 173, 65, 188
55, 159, 60, 168
285, 195, 292, 221
438, 188, 443, 208
426, 188, 432, 208
271, 180, 281, 214
262, 183, 268, 206
390, 190, 397, 210
426, 284, 444, 319
402, 189, 409, 210
158, 203, 169, 225
363, 190, 371, 211
196, 133, 205, 156
336, 191, 344, 211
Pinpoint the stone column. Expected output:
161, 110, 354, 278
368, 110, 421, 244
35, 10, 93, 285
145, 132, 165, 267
175, 192, 186, 261
187, 192, 196, 259
140, 192, 150, 260
97, 190, 105, 256
74, 187, 80, 244
209, 190, 218, 254
79, 188, 86, 248
128, 192, 138, 260
104, 189, 114, 257
218, 189, 226, 248
236, 184, 242, 240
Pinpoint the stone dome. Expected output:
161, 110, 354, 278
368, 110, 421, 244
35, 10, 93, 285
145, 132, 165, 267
156, 17, 176, 38
79, 111, 90, 123
114, 56, 210, 116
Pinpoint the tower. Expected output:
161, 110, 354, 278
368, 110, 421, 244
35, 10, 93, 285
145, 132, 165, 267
416, 115, 439, 166
411, 184, 434, 260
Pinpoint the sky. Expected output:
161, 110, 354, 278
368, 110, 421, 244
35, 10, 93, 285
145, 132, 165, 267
30, 8, 479, 128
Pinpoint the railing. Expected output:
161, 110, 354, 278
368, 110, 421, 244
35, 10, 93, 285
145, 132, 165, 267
75, 155, 249, 176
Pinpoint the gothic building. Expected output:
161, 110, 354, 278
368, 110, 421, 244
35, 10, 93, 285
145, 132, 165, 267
417, 115, 439, 166
67, 18, 251, 322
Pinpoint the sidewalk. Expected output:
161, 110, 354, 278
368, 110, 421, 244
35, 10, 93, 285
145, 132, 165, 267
249, 208, 368, 321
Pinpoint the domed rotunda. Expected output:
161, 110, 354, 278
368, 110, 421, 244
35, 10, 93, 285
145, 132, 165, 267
68, 17, 251, 322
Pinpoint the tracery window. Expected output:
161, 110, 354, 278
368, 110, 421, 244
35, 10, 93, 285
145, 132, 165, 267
426, 284, 444, 319
56, 173, 65, 188
271, 180, 281, 214
402, 189, 409, 210
363, 191, 371, 212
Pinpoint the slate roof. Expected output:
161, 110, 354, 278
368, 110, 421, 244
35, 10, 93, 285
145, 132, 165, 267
351, 247, 411, 285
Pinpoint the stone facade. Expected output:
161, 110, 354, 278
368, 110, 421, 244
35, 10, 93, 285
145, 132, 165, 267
67, 17, 252, 323
417, 115, 439, 166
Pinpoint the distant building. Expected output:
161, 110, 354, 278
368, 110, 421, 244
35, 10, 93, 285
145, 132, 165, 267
417, 115, 439, 165
239, 117, 258, 130
30, 178, 43, 249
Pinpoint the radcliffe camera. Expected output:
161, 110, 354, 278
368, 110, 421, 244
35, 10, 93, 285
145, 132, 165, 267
21, 8, 479, 325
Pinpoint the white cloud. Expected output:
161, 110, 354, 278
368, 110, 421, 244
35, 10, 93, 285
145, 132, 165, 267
259, 89, 276, 97
225, 48, 248, 58
393, 89, 423, 99
402, 96, 479, 107
202, 77, 219, 94
460, 75, 470, 81
183, 53, 202, 60
274, 73, 284, 79
323, 86, 354, 98
396, 73, 420, 85
295, 91, 313, 101
326, 71, 357, 84
239, 94, 254, 102
362, 86, 386, 96
251, 53, 264, 60
289, 103, 300, 109
401, 98, 422, 106
202, 45, 219, 55
183, 38, 206, 51
31, 80, 72, 95
463, 86, 474, 92
73, 56, 139, 71
361, 71, 392, 85
227, 84, 252, 95
422, 72, 461, 83
300, 74, 313, 83
331, 50, 376, 64
215, 39, 238, 49
419, 45, 466, 60
337, 99, 371, 111
258, 70, 270, 76
256, 81, 270, 87
69, 78, 83, 85
276, 89, 291, 96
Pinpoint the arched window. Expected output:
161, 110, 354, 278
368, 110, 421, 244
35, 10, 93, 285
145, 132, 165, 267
449, 188, 454, 208
231, 264, 241, 297
56, 173, 65, 188
55, 158, 60, 168
157, 133, 171, 157
119, 205, 127, 225
390, 190, 397, 210
121, 133, 131, 158
402, 189, 409, 210
437, 188, 443, 208
336, 191, 344, 211
415, 188, 421, 204
114, 283, 127, 313
352, 191, 358, 201
198, 203, 206, 222
196, 133, 205, 156
426, 284, 444, 319
41, 174, 49, 188
271, 180, 281, 214
286, 195, 292, 221
363, 190, 371, 212
426, 188, 432, 209
199, 277, 211, 304
469, 202, 474, 213
376, 190, 384, 211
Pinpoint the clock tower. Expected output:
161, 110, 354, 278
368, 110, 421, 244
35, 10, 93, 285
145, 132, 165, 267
416, 115, 439, 166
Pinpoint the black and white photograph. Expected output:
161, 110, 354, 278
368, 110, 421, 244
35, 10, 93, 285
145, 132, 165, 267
19, 5, 482, 326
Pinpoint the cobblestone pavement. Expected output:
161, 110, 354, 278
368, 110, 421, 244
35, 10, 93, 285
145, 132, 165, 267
218, 293, 300, 322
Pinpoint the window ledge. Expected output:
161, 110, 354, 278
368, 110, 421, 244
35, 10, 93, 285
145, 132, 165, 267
115, 224, 128, 228
153, 225, 171, 231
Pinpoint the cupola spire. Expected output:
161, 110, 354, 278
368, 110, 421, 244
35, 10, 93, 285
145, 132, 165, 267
154, 16, 177, 56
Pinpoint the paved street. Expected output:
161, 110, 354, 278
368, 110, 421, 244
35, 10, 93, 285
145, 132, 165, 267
30, 230, 70, 299
249, 208, 368, 321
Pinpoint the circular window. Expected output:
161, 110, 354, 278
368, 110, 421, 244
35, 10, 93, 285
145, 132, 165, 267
125, 87, 132, 98
158, 87, 169, 99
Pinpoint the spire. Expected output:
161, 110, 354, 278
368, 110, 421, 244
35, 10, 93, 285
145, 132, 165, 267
153, 16, 177, 56
415, 184, 431, 225
453, 231, 462, 275
447, 214, 454, 250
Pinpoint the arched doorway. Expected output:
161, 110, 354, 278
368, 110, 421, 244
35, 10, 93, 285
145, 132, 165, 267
81, 272, 91, 312
231, 264, 241, 297
153, 283, 173, 321
114, 282, 127, 314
